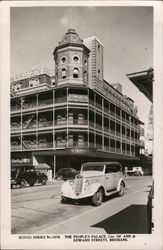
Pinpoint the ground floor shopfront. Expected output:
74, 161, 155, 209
11, 148, 152, 181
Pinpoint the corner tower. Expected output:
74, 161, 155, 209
53, 29, 90, 86
84, 36, 104, 90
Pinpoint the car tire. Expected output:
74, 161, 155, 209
57, 176, 63, 182
41, 177, 47, 185
19, 179, 26, 188
92, 188, 103, 206
118, 182, 125, 197
29, 183, 35, 187
61, 196, 68, 204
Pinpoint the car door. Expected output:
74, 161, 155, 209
104, 164, 116, 192
113, 164, 121, 189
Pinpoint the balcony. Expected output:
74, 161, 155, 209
122, 149, 126, 154
116, 148, 121, 153
96, 143, 102, 150
89, 99, 94, 106
38, 120, 53, 128
115, 131, 121, 137
38, 99, 53, 107
110, 111, 115, 117
55, 96, 67, 104
104, 126, 110, 133
11, 105, 21, 112
22, 140, 36, 150
104, 145, 110, 151
37, 141, 53, 149
56, 141, 67, 148
96, 124, 102, 130
22, 123, 36, 130
11, 143, 21, 151
110, 129, 116, 135
22, 102, 37, 110
110, 147, 116, 152
89, 121, 95, 128
11, 122, 21, 131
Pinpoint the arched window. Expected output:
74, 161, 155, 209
73, 56, 79, 63
62, 68, 66, 79
84, 70, 87, 82
73, 68, 79, 78
61, 56, 66, 64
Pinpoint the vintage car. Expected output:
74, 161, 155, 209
11, 166, 48, 188
55, 168, 80, 181
61, 162, 125, 206
127, 166, 144, 176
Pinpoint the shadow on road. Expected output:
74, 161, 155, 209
91, 204, 150, 234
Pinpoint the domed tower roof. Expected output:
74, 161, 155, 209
59, 28, 83, 45
53, 28, 90, 58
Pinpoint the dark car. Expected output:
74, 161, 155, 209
55, 168, 79, 181
11, 166, 48, 188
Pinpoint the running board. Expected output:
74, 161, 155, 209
105, 189, 118, 196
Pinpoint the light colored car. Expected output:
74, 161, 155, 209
61, 162, 125, 206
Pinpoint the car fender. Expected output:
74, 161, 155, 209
117, 178, 125, 191
61, 181, 72, 196
87, 182, 104, 196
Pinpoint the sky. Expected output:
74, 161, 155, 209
10, 6, 153, 136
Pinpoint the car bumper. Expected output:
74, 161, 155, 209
61, 184, 94, 200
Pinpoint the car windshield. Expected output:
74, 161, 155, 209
82, 165, 104, 172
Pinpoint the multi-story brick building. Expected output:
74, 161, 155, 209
10, 29, 144, 179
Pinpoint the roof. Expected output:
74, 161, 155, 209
34, 163, 51, 170
127, 68, 153, 102
60, 28, 83, 45
84, 36, 104, 47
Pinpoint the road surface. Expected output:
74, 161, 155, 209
11, 176, 153, 234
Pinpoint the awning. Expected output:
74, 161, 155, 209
11, 162, 33, 168
34, 163, 51, 170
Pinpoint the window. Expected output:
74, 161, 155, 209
61, 56, 66, 64
73, 56, 79, 62
84, 59, 87, 65
84, 70, 87, 82
62, 68, 66, 79
105, 164, 121, 173
98, 69, 100, 78
73, 68, 79, 78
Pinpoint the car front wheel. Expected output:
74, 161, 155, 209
41, 177, 47, 185
118, 182, 125, 197
92, 188, 103, 206
61, 196, 68, 204
19, 179, 26, 188
29, 183, 35, 187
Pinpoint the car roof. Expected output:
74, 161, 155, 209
82, 162, 121, 166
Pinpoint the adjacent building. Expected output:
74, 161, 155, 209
11, 29, 144, 179
127, 68, 153, 157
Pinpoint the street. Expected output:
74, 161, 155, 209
11, 176, 153, 234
